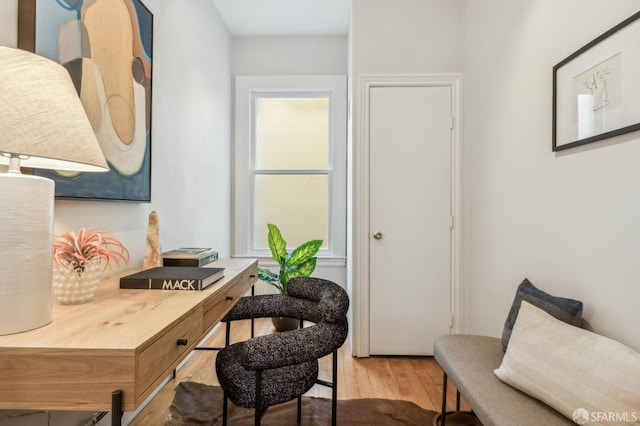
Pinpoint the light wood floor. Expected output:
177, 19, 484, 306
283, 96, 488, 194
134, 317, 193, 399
131, 318, 469, 425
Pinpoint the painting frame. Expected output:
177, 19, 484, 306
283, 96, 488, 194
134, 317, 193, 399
18, 0, 153, 202
553, 11, 640, 152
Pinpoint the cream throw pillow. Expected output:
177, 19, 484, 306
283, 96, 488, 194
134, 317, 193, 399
494, 301, 640, 424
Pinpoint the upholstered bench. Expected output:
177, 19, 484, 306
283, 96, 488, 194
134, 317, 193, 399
433, 278, 640, 426
433, 334, 572, 426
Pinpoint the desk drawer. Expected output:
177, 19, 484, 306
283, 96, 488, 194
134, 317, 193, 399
136, 308, 203, 398
203, 262, 257, 330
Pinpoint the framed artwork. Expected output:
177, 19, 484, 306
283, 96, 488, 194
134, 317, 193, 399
18, 0, 153, 201
553, 11, 640, 152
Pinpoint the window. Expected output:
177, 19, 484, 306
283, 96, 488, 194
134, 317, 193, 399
234, 76, 347, 259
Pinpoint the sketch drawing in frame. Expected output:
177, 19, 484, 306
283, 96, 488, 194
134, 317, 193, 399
18, 0, 153, 201
553, 11, 640, 152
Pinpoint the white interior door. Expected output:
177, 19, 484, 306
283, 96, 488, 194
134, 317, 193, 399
369, 85, 452, 356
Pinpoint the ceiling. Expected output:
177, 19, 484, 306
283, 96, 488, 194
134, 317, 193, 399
211, 0, 351, 36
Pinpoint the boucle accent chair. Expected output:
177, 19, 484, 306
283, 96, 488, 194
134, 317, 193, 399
215, 277, 349, 426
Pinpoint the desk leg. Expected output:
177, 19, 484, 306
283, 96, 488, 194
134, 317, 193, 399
112, 390, 123, 426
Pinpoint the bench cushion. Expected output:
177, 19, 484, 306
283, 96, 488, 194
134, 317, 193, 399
434, 334, 573, 426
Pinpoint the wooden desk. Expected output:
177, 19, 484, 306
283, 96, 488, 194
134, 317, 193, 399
0, 258, 257, 425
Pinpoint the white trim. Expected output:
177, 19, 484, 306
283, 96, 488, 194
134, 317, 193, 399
233, 75, 347, 258
233, 255, 347, 268
352, 73, 463, 357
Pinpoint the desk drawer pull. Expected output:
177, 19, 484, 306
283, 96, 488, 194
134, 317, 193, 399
226, 296, 234, 301
176, 339, 188, 346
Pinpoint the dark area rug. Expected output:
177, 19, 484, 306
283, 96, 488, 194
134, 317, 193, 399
165, 381, 481, 425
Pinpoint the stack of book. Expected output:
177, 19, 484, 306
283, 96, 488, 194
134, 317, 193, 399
162, 247, 218, 267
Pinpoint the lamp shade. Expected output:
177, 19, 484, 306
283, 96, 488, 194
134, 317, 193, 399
0, 46, 108, 172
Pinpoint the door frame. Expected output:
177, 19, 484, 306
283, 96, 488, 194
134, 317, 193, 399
351, 74, 463, 357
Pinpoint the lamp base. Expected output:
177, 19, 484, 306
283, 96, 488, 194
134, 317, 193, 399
0, 173, 54, 335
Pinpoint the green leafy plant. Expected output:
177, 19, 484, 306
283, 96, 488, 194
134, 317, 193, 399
53, 227, 129, 275
258, 223, 323, 294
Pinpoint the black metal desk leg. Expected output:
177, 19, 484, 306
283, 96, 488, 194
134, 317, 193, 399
112, 390, 123, 426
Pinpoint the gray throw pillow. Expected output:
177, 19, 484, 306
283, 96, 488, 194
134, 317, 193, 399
501, 278, 583, 351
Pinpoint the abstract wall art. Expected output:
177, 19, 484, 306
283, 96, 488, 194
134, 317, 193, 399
18, 0, 153, 201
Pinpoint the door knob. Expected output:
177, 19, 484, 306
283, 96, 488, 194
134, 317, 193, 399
373, 231, 383, 240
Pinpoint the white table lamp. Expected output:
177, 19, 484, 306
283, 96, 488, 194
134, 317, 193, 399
0, 46, 109, 335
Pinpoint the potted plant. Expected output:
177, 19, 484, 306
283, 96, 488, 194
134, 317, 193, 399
258, 223, 322, 331
52, 227, 129, 304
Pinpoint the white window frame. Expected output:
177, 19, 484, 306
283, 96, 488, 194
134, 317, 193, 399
233, 75, 347, 262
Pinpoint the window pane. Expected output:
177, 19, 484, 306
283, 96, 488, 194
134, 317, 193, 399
254, 175, 328, 249
255, 97, 329, 170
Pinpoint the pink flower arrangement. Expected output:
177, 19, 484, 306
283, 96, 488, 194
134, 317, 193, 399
53, 227, 129, 274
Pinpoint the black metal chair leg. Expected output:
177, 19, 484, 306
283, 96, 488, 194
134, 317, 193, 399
251, 286, 255, 338
441, 372, 447, 426
331, 349, 338, 426
297, 395, 302, 423
222, 390, 228, 426
255, 370, 262, 426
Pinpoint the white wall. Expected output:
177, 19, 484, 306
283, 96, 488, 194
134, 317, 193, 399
351, 0, 464, 74
463, 0, 640, 351
1, 0, 232, 273
0, 1, 16, 47
232, 35, 347, 75
139, 0, 232, 258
